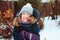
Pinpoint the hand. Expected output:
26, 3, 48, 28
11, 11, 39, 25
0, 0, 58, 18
13, 17, 20, 27
29, 16, 35, 24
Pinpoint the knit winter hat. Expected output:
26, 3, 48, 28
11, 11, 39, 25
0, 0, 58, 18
19, 3, 33, 15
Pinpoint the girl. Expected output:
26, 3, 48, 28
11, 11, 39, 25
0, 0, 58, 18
13, 3, 40, 40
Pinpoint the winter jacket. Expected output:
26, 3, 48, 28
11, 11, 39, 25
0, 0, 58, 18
13, 22, 40, 40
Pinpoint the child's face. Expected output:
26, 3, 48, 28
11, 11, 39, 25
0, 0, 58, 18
21, 12, 31, 22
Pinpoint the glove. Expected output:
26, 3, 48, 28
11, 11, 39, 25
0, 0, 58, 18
13, 17, 20, 27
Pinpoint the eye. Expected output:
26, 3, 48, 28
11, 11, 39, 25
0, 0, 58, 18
27, 13, 29, 15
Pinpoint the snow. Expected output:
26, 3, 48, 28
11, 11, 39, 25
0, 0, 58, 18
0, 37, 14, 40
40, 15, 60, 40
41, 0, 50, 3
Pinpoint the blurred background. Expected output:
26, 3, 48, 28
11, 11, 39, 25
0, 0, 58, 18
0, 0, 60, 40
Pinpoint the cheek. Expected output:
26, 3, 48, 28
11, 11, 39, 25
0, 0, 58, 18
27, 16, 30, 19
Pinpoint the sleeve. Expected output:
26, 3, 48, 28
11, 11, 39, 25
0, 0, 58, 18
13, 26, 22, 33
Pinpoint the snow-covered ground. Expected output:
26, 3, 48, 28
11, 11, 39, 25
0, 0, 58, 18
40, 15, 60, 40
0, 37, 14, 40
